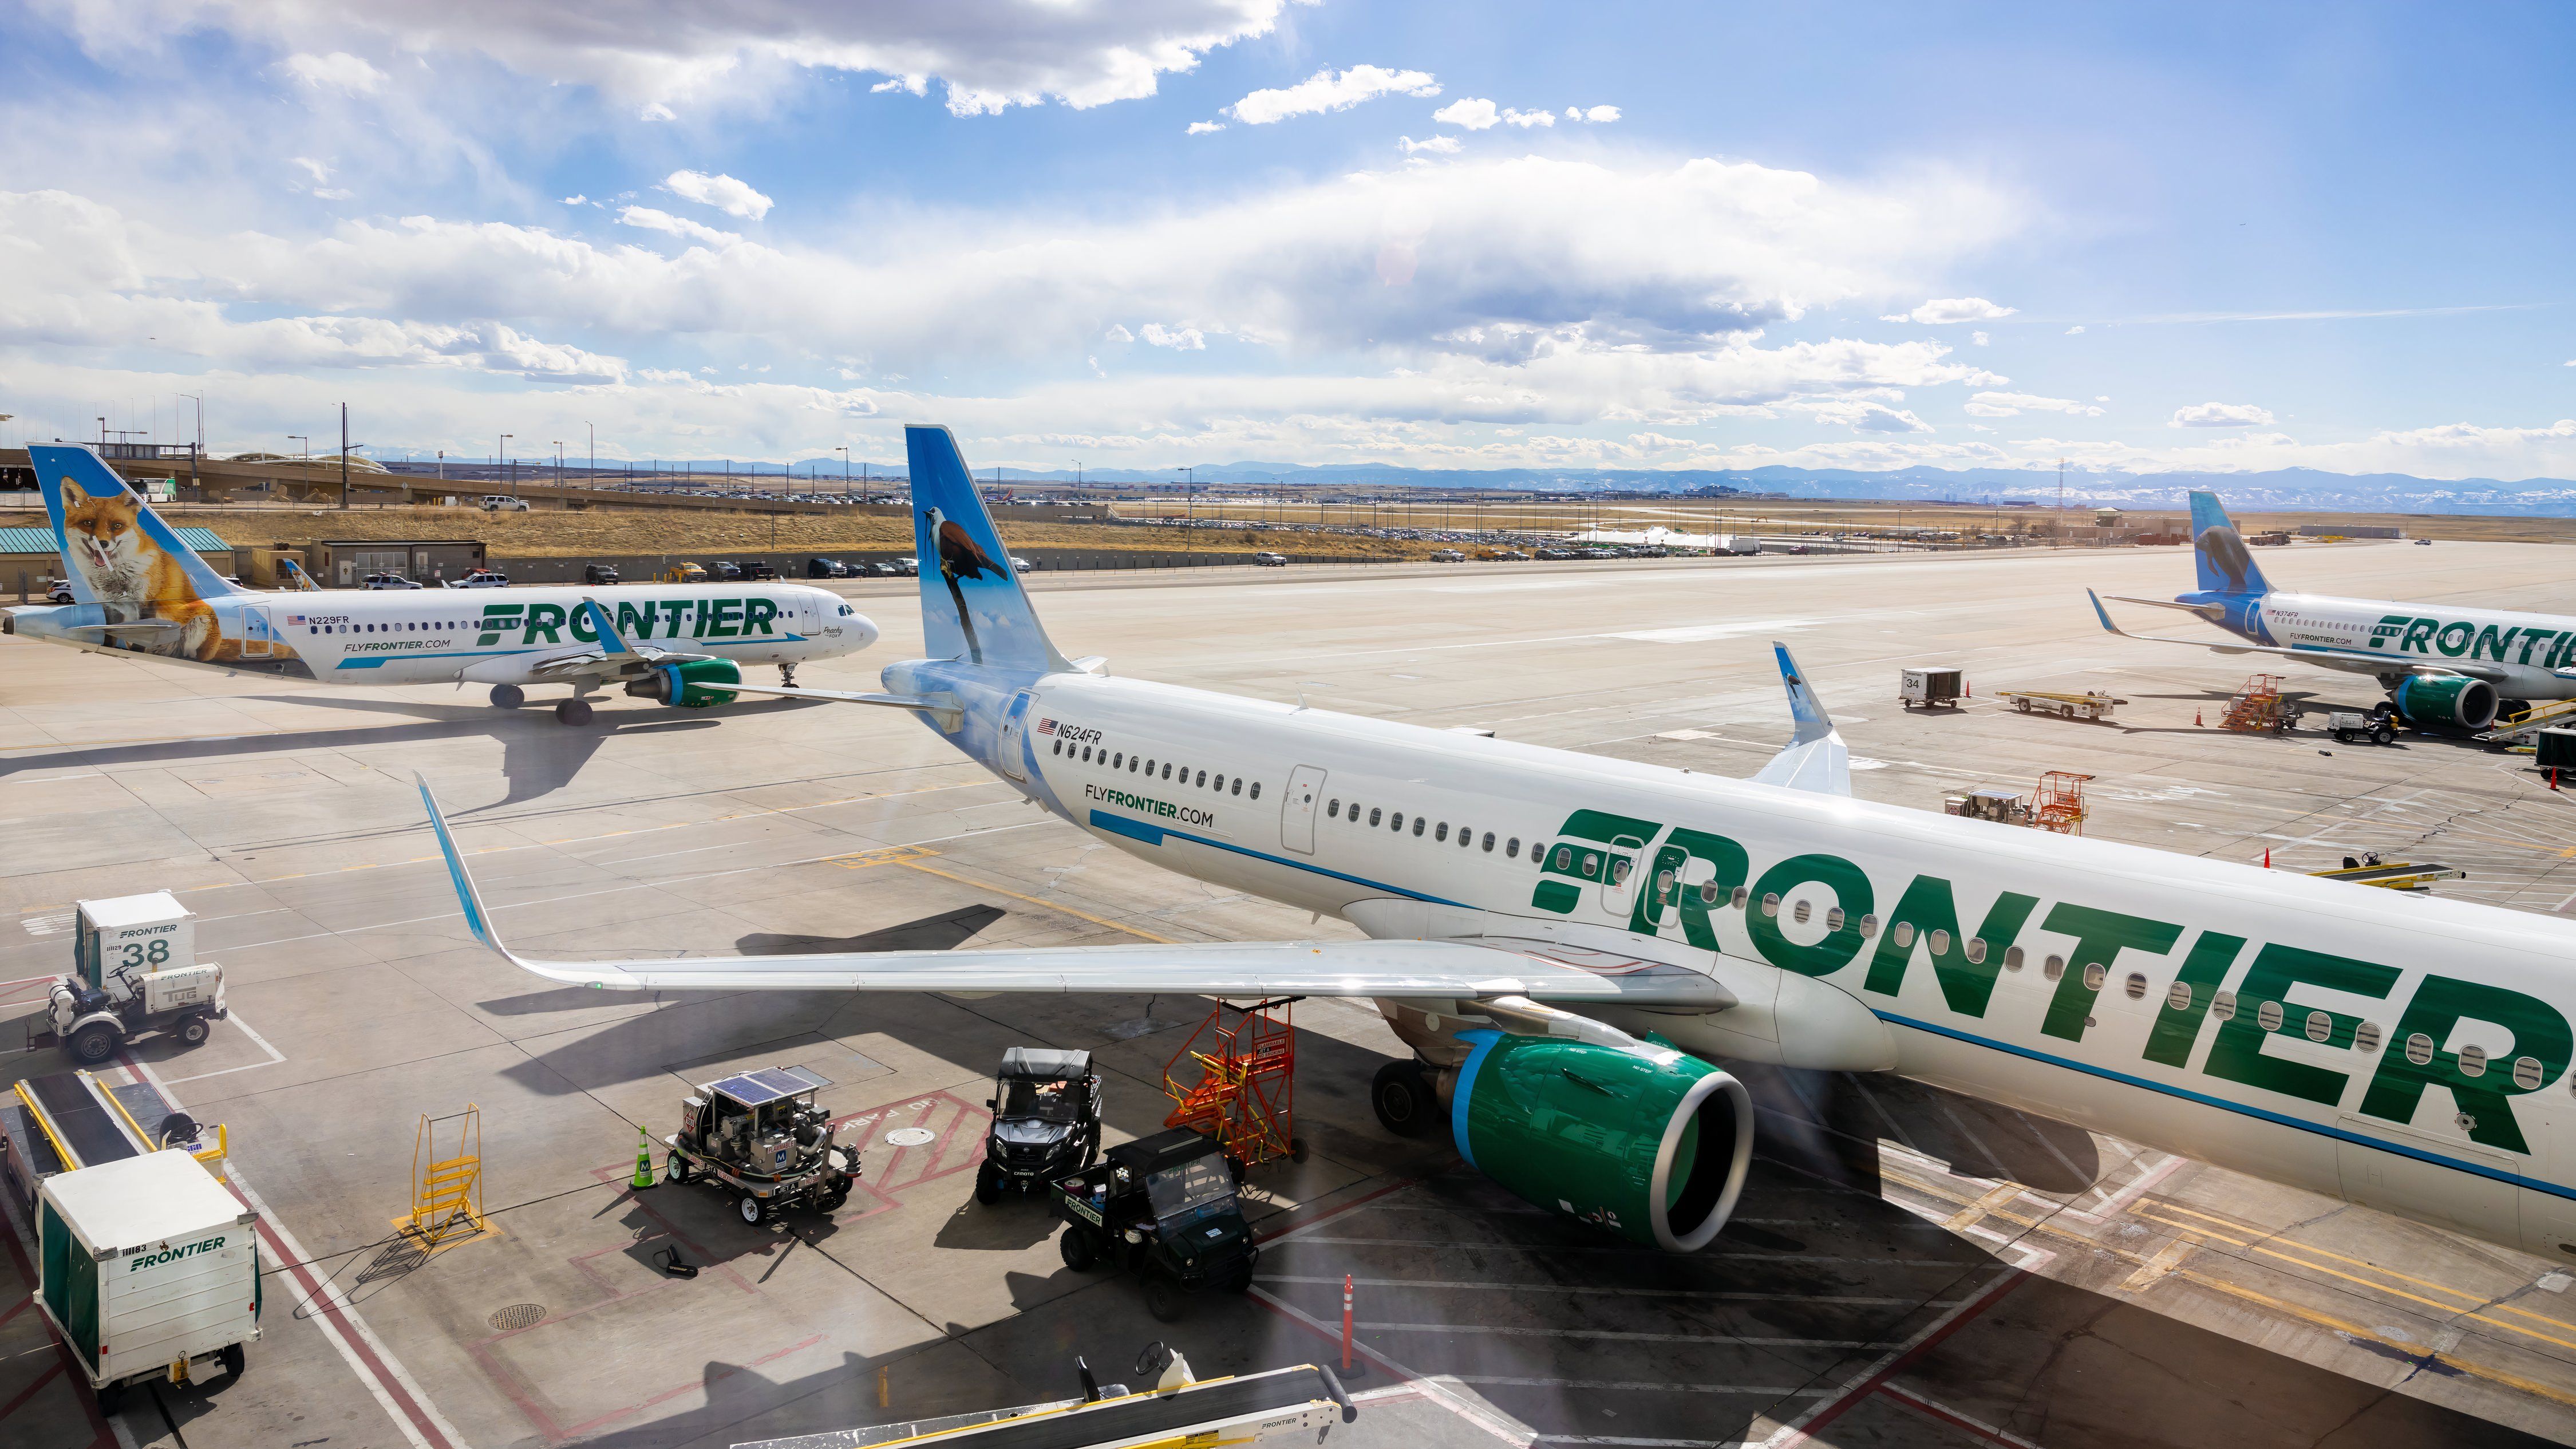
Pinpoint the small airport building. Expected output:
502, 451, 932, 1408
1, 524, 235, 600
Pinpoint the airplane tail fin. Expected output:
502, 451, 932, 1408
2188, 490, 2273, 598
1750, 642, 1851, 796
906, 424, 1068, 671
31, 443, 246, 606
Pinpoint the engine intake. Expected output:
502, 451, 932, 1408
625, 658, 743, 708
1452, 1032, 1753, 1251
2392, 674, 2496, 730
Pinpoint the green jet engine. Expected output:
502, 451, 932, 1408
1450, 1030, 1753, 1251
624, 658, 742, 708
2392, 674, 2496, 730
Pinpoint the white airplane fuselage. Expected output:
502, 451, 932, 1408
8, 583, 874, 687
903, 661, 2576, 1262
2243, 589, 2576, 701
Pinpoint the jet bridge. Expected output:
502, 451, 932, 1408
732, 1360, 1358, 1449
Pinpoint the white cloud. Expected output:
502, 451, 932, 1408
1400, 135, 1460, 156
559, 194, 588, 206
1566, 105, 1621, 123
1964, 390, 2103, 418
1187, 120, 1225, 135
2172, 401, 2274, 428
1222, 65, 1439, 126
1882, 297, 2014, 325
1970, 330, 1989, 346
1800, 398, 1934, 433
638, 101, 676, 121
871, 75, 926, 96
1139, 323, 1206, 350
1103, 323, 1134, 342
615, 204, 737, 246
1502, 107, 1555, 128
2064, 323, 2085, 334
97, 1, 1294, 117
1432, 97, 1499, 130
663, 169, 772, 220
278, 52, 386, 95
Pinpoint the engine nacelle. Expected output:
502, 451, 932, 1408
1452, 1031, 1753, 1251
2392, 674, 2496, 730
625, 658, 743, 708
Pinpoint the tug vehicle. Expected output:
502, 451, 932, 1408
665, 1066, 859, 1225
1050, 1128, 1257, 1321
47, 894, 225, 1066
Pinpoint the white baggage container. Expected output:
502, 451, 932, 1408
35, 1149, 260, 1407
74, 893, 196, 981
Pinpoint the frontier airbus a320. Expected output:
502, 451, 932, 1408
2093, 490, 2576, 731
422, 425, 2576, 1260
3, 443, 880, 724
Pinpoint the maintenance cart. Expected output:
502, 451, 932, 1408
46, 893, 226, 1066
2325, 711, 2399, 745
1050, 1128, 1258, 1321
2000, 689, 2124, 722
665, 1066, 859, 1225
36, 1149, 259, 1413
977, 1048, 1103, 1204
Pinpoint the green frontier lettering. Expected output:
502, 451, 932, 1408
1744, 854, 1874, 978
1861, 876, 2040, 1017
524, 602, 567, 643
2368, 615, 2411, 649
2200, 944, 2396, 1105
1532, 809, 1660, 917
476, 604, 525, 646
2037, 903, 2182, 1041
745, 598, 780, 634
616, 601, 661, 640
2399, 618, 2438, 654
1631, 827, 1749, 948
2358, 974, 2574, 1154
2139, 930, 2247, 1067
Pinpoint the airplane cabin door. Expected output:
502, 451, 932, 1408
1282, 765, 1327, 855
240, 604, 273, 659
1598, 833, 1646, 919
995, 691, 1033, 782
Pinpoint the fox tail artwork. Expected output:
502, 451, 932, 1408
419, 424, 2576, 1261
2091, 489, 2576, 729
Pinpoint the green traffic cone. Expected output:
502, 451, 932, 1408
631, 1127, 655, 1189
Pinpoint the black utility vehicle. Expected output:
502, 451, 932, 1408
977, 1048, 1101, 1202
740, 560, 780, 581
1050, 1127, 1257, 1321
583, 563, 621, 585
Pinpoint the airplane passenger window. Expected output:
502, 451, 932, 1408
1792, 901, 1810, 925
1441, 824, 1453, 843
1655, 867, 1670, 893
2354, 1021, 2382, 1054
1730, 886, 1748, 909
1698, 881, 1718, 903
2255, 1000, 2283, 1033
1483, 832, 1495, 852
1249, 783, 1259, 799
1457, 827, 1469, 848
2127, 973, 2150, 1001
1082, 746, 1093, 761
1328, 800, 1340, 818
1506, 838, 1519, 858
1112, 752, 1122, 768
1552, 846, 1571, 870
1891, 922, 1915, 948
1162, 764, 1172, 779
1369, 808, 1382, 827
2210, 989, 2235, 1020
1052, 740, 1062, 755
2166, 981, 2191, 1010
2404, 1032, 2433, 1065
1964, 937, 1985, 964
1390, 812, 1404, 831
2304, 1010, 2331, 1042
1232, 779, 1243, 796
1195, 771, 1207, 787
2081, 962, 2105, 990
1213, 775, 1224, 791
2043, 954, 2065, 982
1760, 893, 1779, 917
1146, 760, 1156, 773
2459, 1043, 2487, 1077
2514, 1055, 2545, 1090
1411, 817, 1425, 836
1131, 756, 1141, 772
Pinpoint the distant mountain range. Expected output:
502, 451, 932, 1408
388, 456, 2576, 516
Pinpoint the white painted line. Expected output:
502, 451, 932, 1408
1358, 1324, 1880, 1348
1452, 1377, 1831, 1397
159, 1008, 289, 1084
1277, 1237, 1969, 1266
118, 1054, 466, 1449
1530, 1437, 1734, 1447
1257, 1276, 1949, 1307
1244, 1288, 1533, 1448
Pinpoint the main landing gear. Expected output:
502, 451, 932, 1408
1370, 1060, 1440, 1139
489, 684, 525, 709
780, 664, 799, 687
555, 698, 594, 725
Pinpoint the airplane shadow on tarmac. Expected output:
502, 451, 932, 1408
0, 692, 828, 808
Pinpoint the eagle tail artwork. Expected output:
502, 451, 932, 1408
928, 506, 1001, 665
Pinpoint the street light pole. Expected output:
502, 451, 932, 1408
339, 401, 350, 509
836, 445, 848, 494
500, 433, 513, 494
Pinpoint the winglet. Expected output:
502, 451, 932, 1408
1775, 641, 1834, 744
1751, 642, 1851, 796
579, 597, 629, 654
2087, 588, 2125, 637
416, 772, 507, 957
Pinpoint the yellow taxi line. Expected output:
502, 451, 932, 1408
2171, 1268, 2576, 1411
896, 859, 1178, 944
2146, 1198, 2576, 1336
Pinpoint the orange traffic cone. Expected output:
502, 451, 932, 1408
2263, 848, 2271, 868
2194, 710, 2204, 727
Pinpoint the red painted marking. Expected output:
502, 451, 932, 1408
1775, 1268, 2031, 1446
0, 1294, 30, 1328
236, 1194, 460, 1449
1880, 1383, 2040, 1447
0, 1182, 116, 1447
0, 1360, 66, 1423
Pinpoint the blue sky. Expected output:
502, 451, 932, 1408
2, 1, 2570, 479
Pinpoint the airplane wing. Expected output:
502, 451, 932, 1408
2085, 591, 2505, 681
1750, 641, 1851, 796
417, 775, 1725, 1007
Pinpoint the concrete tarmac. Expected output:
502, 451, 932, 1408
3, 538, 2574, 1448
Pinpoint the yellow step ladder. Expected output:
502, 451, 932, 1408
400, 1104, 489, 1250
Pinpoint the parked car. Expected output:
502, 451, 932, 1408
445, 569, 511, 588
1428, 549, 1466, 562
888, 556, 921, 577
477, 495, 530, 512
859, 560, 898, 577
661, 562, 708, 584
44, 577, 74, 604
582, 563, 621, 585
740, 561, 779, 582
361, 572, 422, 589
1252, 551, 1287, 567
714, 561, 744, 582
806, 557, 846, 579
1009, 556, 1033, 573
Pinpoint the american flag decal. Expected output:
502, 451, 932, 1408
1035, 718, 1057, 735
287, 614, 306, 625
